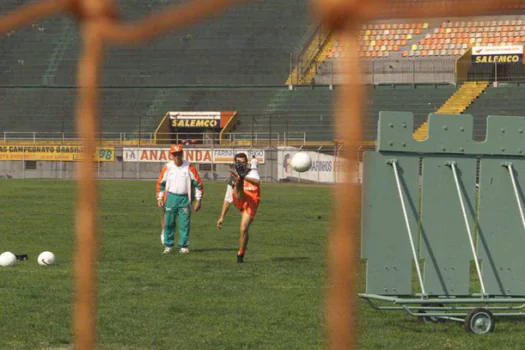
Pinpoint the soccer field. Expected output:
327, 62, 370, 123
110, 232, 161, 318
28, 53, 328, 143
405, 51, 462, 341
2, 180, 525, 350
0, 180, 330, 350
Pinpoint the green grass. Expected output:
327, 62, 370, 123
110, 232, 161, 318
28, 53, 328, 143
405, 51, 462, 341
2, 180, 525, 350
0, 180, 329, 350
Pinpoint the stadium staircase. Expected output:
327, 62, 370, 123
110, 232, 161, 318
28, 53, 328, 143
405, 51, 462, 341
286, 32, 337, 85
41, 19, 74, 86
412, 81, 489, 141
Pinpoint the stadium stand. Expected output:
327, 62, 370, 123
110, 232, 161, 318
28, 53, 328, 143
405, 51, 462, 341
0, 88, 158, 137
412, 81, 489, 140
220, 85, 457, 143
0, 0, 313, 87
231, 87, 335, 143
327, 22, 430, 59
367, 84, 455, 140
324, 16, 525, 60
407, 19, 525, 57
463, 83, 525, 141
0, 87, 335, 143
0, 84, 460, 144
2, 0, 525, 148
467, 58, 525, 82
314, 15, 525, 85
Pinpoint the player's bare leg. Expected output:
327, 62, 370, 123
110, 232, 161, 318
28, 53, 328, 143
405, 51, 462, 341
237, 211, 253, 263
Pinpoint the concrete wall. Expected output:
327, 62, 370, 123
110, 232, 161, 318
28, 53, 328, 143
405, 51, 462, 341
316, 58, 458, 85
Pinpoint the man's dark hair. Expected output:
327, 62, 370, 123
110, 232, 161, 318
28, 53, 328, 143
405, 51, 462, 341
234, 153, 248, 162
252, 155, 256, 158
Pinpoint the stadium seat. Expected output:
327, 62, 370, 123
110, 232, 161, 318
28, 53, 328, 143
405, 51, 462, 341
411, 19, 525, 56
332, 22, 429, 58
0, 0, 312, 86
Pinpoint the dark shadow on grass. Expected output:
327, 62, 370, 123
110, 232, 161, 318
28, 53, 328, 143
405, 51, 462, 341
49, 339, 70, 345
272, 257, 310, 262
190, 248, 238, 253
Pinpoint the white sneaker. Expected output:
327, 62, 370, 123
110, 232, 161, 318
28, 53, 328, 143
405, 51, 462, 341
179, 247, 190, 254
162, 247, 172, 254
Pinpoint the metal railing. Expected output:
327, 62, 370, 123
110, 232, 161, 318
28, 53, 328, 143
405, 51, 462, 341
315, 58, 458, 85
314, 57, 525, 85
1, 131, 312, 146
288, 25, 331, 85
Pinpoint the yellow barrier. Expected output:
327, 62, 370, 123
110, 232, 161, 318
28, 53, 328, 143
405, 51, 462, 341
0, 145, 115, 161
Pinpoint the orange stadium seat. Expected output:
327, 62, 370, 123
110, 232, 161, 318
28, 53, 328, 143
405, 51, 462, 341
327, 17, 525, 60
408, 19, 525, 56
350, 22, 429, 58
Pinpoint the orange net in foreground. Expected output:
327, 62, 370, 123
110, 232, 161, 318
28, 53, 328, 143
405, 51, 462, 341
0, 0, 524, 349
315, 1, 524, 349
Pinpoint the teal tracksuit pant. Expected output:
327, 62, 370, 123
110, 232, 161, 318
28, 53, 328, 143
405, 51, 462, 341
163, 193, 191, 248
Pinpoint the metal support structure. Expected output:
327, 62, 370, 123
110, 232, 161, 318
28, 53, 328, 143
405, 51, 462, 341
360, 293, 525, 322
361, 112, 525, 333
390, 159, 426, 296
503, 162, 525, 232
447, 160, 486, 296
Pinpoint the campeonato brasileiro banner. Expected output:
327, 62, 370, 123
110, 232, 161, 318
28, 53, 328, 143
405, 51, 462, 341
0, 145, 115, 162
123, 147, 265, 164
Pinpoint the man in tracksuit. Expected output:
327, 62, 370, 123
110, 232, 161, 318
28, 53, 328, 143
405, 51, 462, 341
156, 153, 174, 239
156, 144, 203, 254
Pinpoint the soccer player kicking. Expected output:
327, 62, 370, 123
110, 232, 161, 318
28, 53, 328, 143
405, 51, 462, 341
217, 153, 261, 263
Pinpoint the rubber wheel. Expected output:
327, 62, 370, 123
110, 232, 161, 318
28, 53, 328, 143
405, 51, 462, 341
464, 308, 495, 334
417, 303, 446, 324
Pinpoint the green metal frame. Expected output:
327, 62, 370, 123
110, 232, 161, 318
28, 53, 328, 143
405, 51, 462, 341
361, 111, 525, 328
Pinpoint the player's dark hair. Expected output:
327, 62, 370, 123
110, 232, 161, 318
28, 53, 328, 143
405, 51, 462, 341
234, 152, 248, 162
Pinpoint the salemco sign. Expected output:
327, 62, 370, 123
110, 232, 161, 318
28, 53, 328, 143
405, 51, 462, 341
472, 45, 523, 64
172, 119, 219, 128
168, 111, 235, 131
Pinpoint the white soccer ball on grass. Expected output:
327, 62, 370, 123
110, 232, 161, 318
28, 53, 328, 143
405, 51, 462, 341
38, 251, 56, 266
0, 252, 17, 267
291, 152, 312, 173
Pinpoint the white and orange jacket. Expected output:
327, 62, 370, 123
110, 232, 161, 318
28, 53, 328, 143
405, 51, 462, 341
156, 160, 203, 202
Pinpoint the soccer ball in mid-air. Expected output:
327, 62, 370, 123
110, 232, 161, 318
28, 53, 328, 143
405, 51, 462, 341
291, 152, 312, 173
38, 251, 56, 266
0, 252, 17, 267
